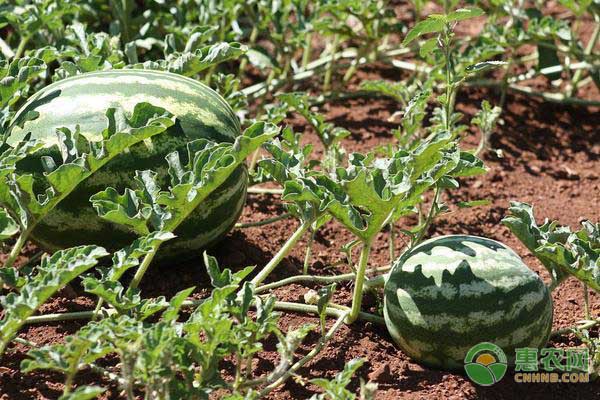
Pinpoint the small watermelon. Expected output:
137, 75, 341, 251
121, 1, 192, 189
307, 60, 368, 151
6, 69, 246, 262
383, 235, 553, 370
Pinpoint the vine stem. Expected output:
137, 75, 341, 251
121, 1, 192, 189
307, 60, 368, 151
250, 220, 312, 286
254, 265, 391, 293
550, 319, 600, 338
346, 243, 371, 324
237, 25, 259, 83
3, 228, 31, 269
302, 230, 315, 275
128, 246, 159, 289
412, 186, 440, 248
240, 46, 409, 99
25, 310, 100, 324
13, 35, 30, 59
568, 20, 600, 97
234, 213, 290, 229
323, 34, 340, 92
272, 301, 384, 325
258, 311, 349, 397
247, 187, 283, 195
468, 79, 600, 107
499, 58, 513, 108
301, 32, 313, 68
342, 47, 361, 83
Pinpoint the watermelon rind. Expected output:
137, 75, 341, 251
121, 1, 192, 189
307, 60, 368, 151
383, 234, 553, 370
7, 69, 246, 262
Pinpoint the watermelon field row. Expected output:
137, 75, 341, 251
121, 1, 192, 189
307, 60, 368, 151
0, 1, 598, 399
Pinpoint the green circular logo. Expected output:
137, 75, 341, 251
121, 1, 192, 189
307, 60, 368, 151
464, 342, 507, 386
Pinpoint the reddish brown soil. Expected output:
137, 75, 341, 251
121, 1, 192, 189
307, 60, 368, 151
2, 6, 600, 400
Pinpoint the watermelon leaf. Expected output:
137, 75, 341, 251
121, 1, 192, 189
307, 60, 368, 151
91, 121, 278, 236
311, 358, 366, 397
164, 42, 247, 77
0, 207, 18, 240
58, 386, 106, 400
0, 103, 175, 268
0, 245, 108, 356
503, 202, 599, 292
0, 57, 46, 110
278, 92, 350, 149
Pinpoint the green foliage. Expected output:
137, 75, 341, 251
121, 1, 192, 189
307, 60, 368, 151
21, 254, 319, 398
265, 131, 484, 244
0, 207, 18, 240
58, 386, 106, 400
310, 358, 376, 400
503, 202, 599, 292
0, 246, 108, 355
0, 102, 174, 268
91, 121, 277, 235
278, 93, 350, 149
1, 0, 597, 397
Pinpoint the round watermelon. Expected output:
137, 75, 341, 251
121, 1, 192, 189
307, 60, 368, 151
383, 235, 553, 370
6, 69, 246, 261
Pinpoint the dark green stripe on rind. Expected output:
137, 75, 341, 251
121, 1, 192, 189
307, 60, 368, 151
7, 70, 245, 262
383, 235, 553, 370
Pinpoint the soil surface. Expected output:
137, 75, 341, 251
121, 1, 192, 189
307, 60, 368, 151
2, 4, 600, 400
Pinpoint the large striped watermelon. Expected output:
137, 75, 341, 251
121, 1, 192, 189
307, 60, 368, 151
383, 235, 553, 370
6, 69, 246, 261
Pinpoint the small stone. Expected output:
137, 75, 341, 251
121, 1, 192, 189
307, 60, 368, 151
368, 364, 394, 383
564, 166, 579, 179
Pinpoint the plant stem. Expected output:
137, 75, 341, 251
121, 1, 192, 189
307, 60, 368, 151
237, 25, 260, 83
412, 186, 440, 247
235, 213, 290, 229
302, 230, 315, 275
301, 33, 312, 68
25, 310, 99, 324
129, 247, 159, 289
250, 220, 312, 286
568, 21, 600, 97
247, 148, 261, 174
583, 284, 591, 320
258, 311, 348, 397
4, 229, 31, 269
346, 243, 371, 324
499, 58, 513, 108
342, 48, 361, 83
13, 35, 30, 59
468, 79, 600, 107
272, 301, 384, 325
323, 34, 340, 92
550, 319, 600, 338
247, 187, 284, 195
255, 266, 391, 293
442, 26, 453, 131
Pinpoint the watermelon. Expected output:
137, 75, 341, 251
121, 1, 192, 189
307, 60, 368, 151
383, 235, 553, 370
6, 69, 246, 262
